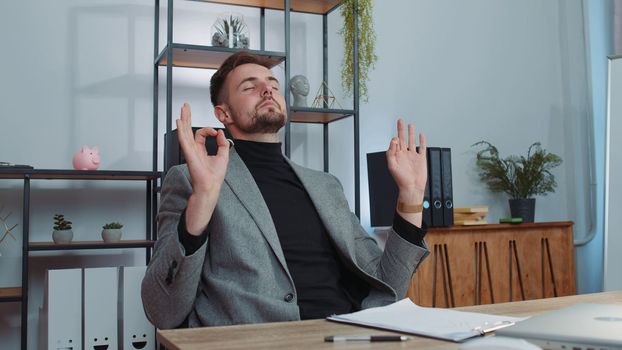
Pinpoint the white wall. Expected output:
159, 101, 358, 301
0, 0, 595, 348
359, 0, 591, 228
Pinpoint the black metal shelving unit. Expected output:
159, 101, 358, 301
155, 0, 360, 217
0, 168, 160, 350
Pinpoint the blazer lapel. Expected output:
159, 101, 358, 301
224, 149, 290, 275
286, 159, 357, 261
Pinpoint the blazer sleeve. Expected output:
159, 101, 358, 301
350, 210, 430, 307
324, 174, 429, 306
141, 165, 209, 329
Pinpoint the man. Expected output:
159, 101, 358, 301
141, 52, 429, 329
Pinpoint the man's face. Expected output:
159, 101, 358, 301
221, 63, 287, 135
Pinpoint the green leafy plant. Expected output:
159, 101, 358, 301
340, 0, 377, 101
53, 214, 72, 231
102, 222, 123, 230
473, 141, 562, 199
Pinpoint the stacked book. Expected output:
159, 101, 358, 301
453, 206, 489, 226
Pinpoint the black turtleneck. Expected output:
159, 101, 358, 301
232, 139, 354, 319
177, 139, 427, 320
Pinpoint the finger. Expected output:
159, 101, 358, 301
194, 128, 217, 154
397, 118, 406, 150
408, 123, 415, 151
178, 104, 195, 147
181, 102, 192, 121
194, 127, 218, 146
176, 119, 191, 149
176, 119, 199, 164
177, 118, 195, 157
419, 133, 427, 155
215, 129, 231, 158
386, 137, 398, 166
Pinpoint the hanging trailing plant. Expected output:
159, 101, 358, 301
340, 0, 377, 102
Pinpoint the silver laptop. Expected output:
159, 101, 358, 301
496, 303, 622, 350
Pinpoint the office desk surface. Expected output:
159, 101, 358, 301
157, 291, 622, 350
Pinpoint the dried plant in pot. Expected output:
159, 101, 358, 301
211, 13, 250, 49
473, 141, 562, 223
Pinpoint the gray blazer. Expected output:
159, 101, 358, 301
141, 148, 429, 329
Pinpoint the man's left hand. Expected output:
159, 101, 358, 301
386, 118, 428, 206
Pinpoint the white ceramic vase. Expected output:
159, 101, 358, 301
52, 229, 73, 244
101, 229, 122, 242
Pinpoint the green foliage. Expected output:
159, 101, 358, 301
53, 214, 72, 231
102, 222, 123, 230
340, 0, 377, 102
473, 141, 563, 199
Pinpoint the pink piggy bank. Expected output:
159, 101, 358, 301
72, 146, 100, 170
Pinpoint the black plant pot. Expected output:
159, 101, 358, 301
509, 198, 536, 223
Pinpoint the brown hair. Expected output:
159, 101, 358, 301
210, 51, 275, 107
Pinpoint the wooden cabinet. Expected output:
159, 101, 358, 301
407, 221, 576, 307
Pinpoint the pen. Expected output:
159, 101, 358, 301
473, 320, 515, 335
324, 335, 410, 342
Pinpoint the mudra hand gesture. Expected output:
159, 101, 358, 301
176, 103, 231, 235
386, 119, 427, 217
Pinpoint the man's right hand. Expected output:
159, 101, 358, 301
176, 102, 230, 236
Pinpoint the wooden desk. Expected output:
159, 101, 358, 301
157, 291, 622, 350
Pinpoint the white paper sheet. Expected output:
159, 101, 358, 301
327, 298, 527, 342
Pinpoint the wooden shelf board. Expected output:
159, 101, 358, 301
290, 108, 354, 124
157, 45, 285, 70
191, 0, 342, 14
0, 287, 22, 302
0, 169, 160, 180
29, 240, 155, 251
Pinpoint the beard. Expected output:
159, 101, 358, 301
230, 98, 286, 134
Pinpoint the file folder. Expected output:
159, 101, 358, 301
422, 167, 431, 227
121, 266, 155, 350
46, 268, 82, 350
441, 148, 454, 226
428, 147, 444, 227
84, 267, 119, 350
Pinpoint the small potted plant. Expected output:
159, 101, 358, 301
473, 141, 562, 222
52, 214, 73, 244
211, 13, 250, 49
101, 222, 123, 242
